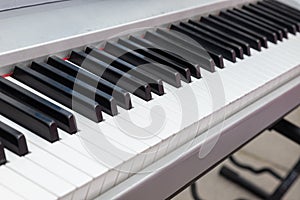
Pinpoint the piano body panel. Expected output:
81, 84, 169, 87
0, 0, 256, 75
97, 68, 300, 200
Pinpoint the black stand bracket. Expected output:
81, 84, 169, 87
219, 119, 300, 200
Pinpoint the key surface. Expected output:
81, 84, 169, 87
156, 28, 223, 69
170, 24, 237, 62
7, 156, 75, 199
0, 92, 59, 142
0, 184, 25, 200
12, 66, 103, 122
0, 141, 6, 165
219, 11, 278, 43
31, 62, 118, 116
25, 143, 92, 200
0, 121, 28, 156
118, 38, 192, 82
85, 47, 164, 95
69, 50, 152, 101
104, 41, 181, 88
200, 16, 262, 51
0, 76, 77, 134
0, 166, 57, 200
47, 56, 132, 110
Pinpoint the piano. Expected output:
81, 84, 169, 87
0, 0, 300, 199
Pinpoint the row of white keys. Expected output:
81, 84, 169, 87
6, 77, 160, 193
4, 146, 74, 200
0, 114, 106, 200
80, 116, 157, 173
128, 95, 188, 157
2, 78, 118, 199
0, 164, 57, 200
104, 33, 300, 164
132, 33, 300, 151
127, 82, 212, 157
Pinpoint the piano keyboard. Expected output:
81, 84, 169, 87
1, 0, 300, 199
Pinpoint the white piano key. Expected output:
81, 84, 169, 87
85, 120, 155, 171
0, 166, 57, 200
0, 115, 108, 199
47, 142, 108, 198
0, 184, 25, 200
5, 151, 75, 200
27, 143, 92, 200
4, 148, 19, 162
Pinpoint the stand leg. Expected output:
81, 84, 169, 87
190, 182, 202, 200
271, 119, 300, 145
219, 166, 269, 199
219, 118, 300, 200
267, 158, 300, 200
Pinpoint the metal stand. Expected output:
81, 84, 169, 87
219, 119, 300, 200
190, 182, 202, 200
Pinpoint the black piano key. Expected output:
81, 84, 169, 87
0, 141, 6, 165
156, 28, 224, 69
253, 3, 300, 32
234, 8, 289, 39
180, 22, 244, 59
210, 15, 269, 48
103, 41, 181, 88
85, 47, 164, 95
69, 50, 152, 100
219, 11, 278, 43
31, 62, 118, 116
188, 20, 251, 56
12, 66, 103, 123
200, 17, 262, 51
118, 38, 192, 82
170, 24, 237, 62
0, 121, 28, 156
229, 8, 283, 41
266, 0, 300, 17
243, 4, 297, 34
145, 30, 216, 71
129, 36, 202, 78
258, 1, 300, 23
0, 77, 77, 134
0, 92, 59, 142
47, 56, 132, 110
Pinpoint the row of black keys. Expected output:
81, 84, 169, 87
169, 0, 300, 63
1, 0, 300, 164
